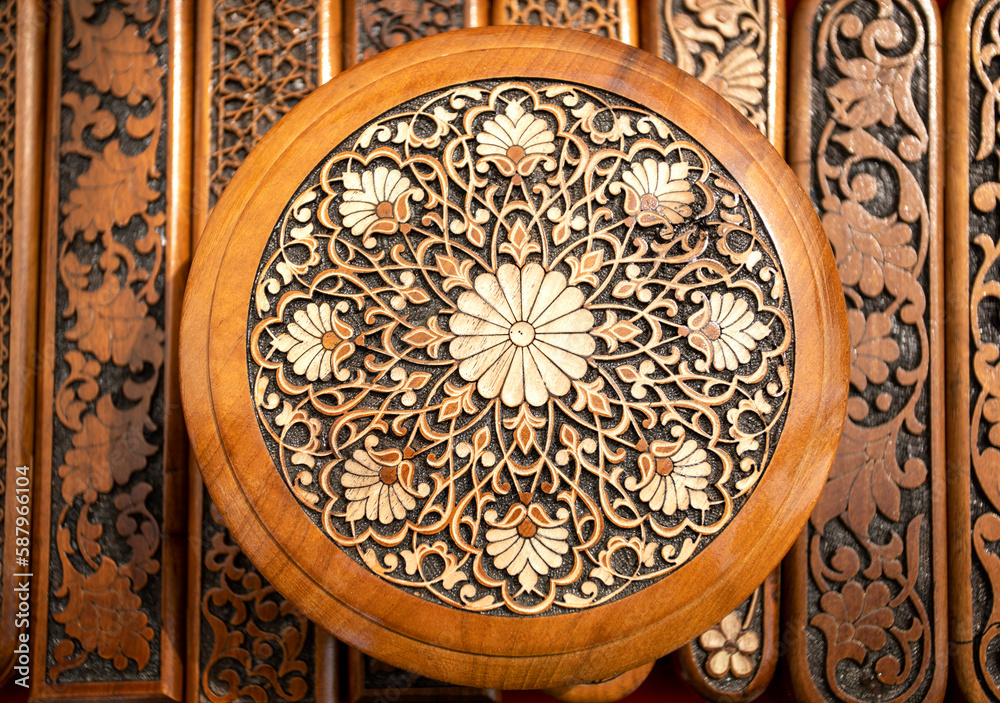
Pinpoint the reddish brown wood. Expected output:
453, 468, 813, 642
181, 25, 848, 690
545, 663, 654, 703
945, 0, 1000, 700
492, 0, 639, 45
347, 648, 499, 702
640, 0, 786, 151
785, 0, 947, 701
0, 0, 44, 688
343, 0, 488, 68
187, 0, 341, 701
30, 0, 190, 698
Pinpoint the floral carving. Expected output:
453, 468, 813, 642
498, 0, 626, 40
699, 608, 760, 678
790, 0, 941, 699
248, 81, 793, 615
352, 0, 468, 65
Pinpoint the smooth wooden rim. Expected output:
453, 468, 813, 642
181, 25, 848, 689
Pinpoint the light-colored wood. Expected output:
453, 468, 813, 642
181, 25, 847, 690
0, 0, 44, 688
945, 0, 1000, 700
785, 0, 947, 701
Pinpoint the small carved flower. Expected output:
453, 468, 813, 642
339, 166, 420, 238
632, 439, 711, 515
476, 101, 556, 185
680, 291, 770, 372
449, 263, 595, 407
485, 503, 569, 594
272, 302, 355, 382
847, 308, 899, 391
342, 448, 417, 525
699, 610, 760, 679
811, 581, 893, 662
619, 158, 696, 230
682, 0, 749, 37
824, 200, 918, 298
699, 47, 766, 117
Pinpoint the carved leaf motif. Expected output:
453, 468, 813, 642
810, 580, 893, 665
62, 139, 161, 240
67, 8, 163, 104
64, 271, 164, 371
53, 557, 155, 671
58, 385, 158, 504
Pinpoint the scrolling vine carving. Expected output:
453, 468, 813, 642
351, 0, 469, 65
958, 0, 1000, 696
649, 0, 773, 139
42, 0, 171, 685
789, 0, 943, 700
194, 0, 322, 700
247, 80, 794, 616
495, 0, 629, 42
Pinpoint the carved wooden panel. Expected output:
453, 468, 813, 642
786, 0, 946, 702
31, 0, 189, 699
189, 0, 340, 701
492, 0, 638, 46
0, 0, 44, 687
642, 0, 785, 696
639, 0, 784, 150
344, 0, 487, 68
945, 0, 1000, 700
347, 649, 499, 702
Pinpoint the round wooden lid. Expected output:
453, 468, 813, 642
180, 25, 848, 690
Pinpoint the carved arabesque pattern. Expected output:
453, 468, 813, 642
45, 0, 168, 683
354, 0, 467, 64
498, 0, 624, 40
965, 0, 1000, 695
196, 1, 322, 700
0, 0, 15, 601
248, 81, 794, 616
209, 0, 318, 209
656, 0, 771, 137
799, 0, 937, 700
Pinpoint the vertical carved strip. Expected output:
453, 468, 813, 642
491, 0, 638, 46
346, 649, 500, 703
640, 0, 784, 150
946, 0, 1000, 701
643, 2, 784, 697
786, 0, 946, 702
0, 0, 43, 686
31, 0, 190, 698
188, 1, 339, 700
343, 0, 488, 69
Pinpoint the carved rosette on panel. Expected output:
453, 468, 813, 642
41, 0, 174, 687
645, 0, 775, 140
247, 81, 794, 616
495, 0, 632, 43
951, 0, 1000, 698
194, 1, 323, 701
788, 0, 944, 701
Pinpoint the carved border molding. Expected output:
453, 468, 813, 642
786, 0, 946, 701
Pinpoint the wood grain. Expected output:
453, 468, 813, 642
30, 0, 190, 698
180, 25, 848, 689
786, 0, 947, 701
492, 0, 638, 45
344, 0, 487, 68
0, 0, 44, 688
188, 0, 340, 701
641, 0, 785, 696
945, 0, 1000, 700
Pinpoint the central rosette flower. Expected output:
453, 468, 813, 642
449, 263, 595, 407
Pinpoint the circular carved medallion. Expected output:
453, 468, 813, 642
181, 27, 848, 689
247, 80, 794, 616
